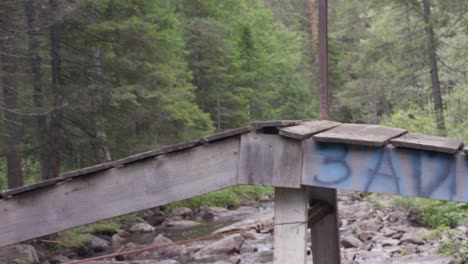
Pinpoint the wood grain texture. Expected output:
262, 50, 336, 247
313, 124, 407, 146
250, 120, 300, 129
1, 177, 65, 198
0, 137, 240, 247
238, 133, 302, 188
61, 162, 114, 179
391, 133, 462, 154
308, 186, 341, 264
279, 120, 341, 140
273, 187, 308, 264
200, 126, 251, 143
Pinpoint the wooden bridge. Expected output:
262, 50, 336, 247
1, 120, 467, 263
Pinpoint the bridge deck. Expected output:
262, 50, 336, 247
0, 120, 466, 247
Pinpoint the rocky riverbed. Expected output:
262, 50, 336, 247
1, 191, 466, 264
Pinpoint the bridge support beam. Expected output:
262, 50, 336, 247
308, 186, 341, 264
273, 187, 308, 264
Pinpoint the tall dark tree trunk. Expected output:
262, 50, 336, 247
91, 48, 111, 163
318, 0, 329, 119
47, 0, 65, 179
0, 2, 23, 189
23, 0, 49, 179
307, 0, 317, 43
422, 0, 445, 134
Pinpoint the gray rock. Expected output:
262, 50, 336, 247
399, 233, 425, 245
380, 238, 399, 247
193, 234, 244, 258
358, 231, 374, 242
151, 234, 187, 257
170, 207, 193, 219
129, 223, 155, 233
0, 244, 39, 264
380, 227, 398, 237
87, 235, 110, 252
111, 234, 126, 247
164, 220, 200, 228
341, 236, 363, 248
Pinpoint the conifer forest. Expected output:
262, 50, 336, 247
0, 0, 467, 188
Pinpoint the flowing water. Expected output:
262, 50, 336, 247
126, 201, 276, 264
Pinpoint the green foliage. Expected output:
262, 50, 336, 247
391, 197, 468, 228
167, 186, 272, 210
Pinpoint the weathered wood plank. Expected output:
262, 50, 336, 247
279, 120, 341, 140
61, 162, 115, 178
112, 150, 164, 167
200, 127, 250, 143
273, 187, 308, 264
302, 138, 468, 202
1, 177, 65, 198
0, 137, 240, 247
308, 186, 341, 264
160, 140, 201, 154
391, 133, 462, 154
238, 133, 302, 188
251, 120, 300, 130
313, 124, 407, 147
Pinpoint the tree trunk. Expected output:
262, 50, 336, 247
307, 0, 317, 43
91, 48, 111, 163
318, 0, 329, 119
47, 0, 65, 179
422, 0, 445, 134
0, 3, 23, 189
23, 0, 49, 179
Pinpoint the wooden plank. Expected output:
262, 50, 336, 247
160, 139, 201, 154
112, 150, 164, 167
251, 120, 300, 130
391, 133, 462, 154
238, 133, 302, 188
1, 177, 65, 198
273, 187, 308, 264
301, 138, 468, 202
313, 124, 407, 147
200, 126, 251, 143
0, 137, 240, 247
61, 162, 114, 178
308, 186, 341, 264
279, 120, 341, 140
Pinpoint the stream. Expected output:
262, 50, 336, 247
126, 201, 277, 264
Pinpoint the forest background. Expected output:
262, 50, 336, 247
0, 0, 467, 190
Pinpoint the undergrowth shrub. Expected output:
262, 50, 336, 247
391, 196, 468, 228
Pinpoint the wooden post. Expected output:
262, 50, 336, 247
308, 186, 341, 263
273, 187, 308, 264
309, 0, 341, 262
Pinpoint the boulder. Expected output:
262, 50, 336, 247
87, 235, 110, 252
357, 231, 374, 242
399, 233, 425, 245
130, 223, 155, 233
193, 234, 244, 259
341, 236, 363, 248
0, 244, 39, 264
164, 220, 200, 229
111, 234, 126, 247
213, 213, 273, 234
151, 234, 187, 257
169, 207, 193, 220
